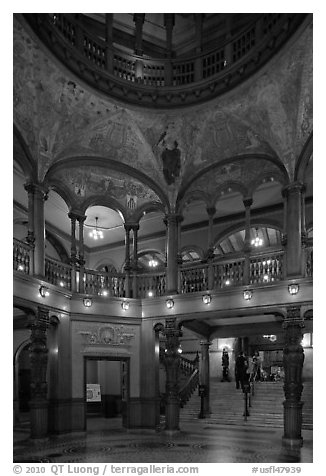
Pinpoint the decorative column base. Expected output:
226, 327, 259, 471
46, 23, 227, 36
30, 399, 49, 439
165, 396, 180, 433
282, 400, 304, 448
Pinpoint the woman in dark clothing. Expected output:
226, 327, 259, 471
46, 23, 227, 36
235, 351, 247, 389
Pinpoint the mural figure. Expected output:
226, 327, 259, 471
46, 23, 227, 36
161, 141, 181, 185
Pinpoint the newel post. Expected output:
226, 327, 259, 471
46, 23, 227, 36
282, 306, 305, 448
163, 318, 181, 432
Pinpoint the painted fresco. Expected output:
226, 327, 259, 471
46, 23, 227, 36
14, 15, 312, 200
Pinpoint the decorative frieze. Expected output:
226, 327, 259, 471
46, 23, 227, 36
79, 325, 135, 347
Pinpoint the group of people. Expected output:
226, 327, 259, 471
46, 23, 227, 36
235, 350, 261, 390
220, 348, 262, 389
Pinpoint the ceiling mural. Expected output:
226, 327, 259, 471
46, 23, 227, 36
54, 166, 161, 213
13, 16, 312, 203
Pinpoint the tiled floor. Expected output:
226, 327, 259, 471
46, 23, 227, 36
13, 416, 313, 464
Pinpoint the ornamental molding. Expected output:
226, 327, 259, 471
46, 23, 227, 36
79, 325, 135, 346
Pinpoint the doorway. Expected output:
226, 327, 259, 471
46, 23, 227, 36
84, 356, 130, 431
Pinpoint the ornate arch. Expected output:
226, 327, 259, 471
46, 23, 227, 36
295, 132, 313, 182
212, 220, 283, 250
80, 195, 127, 222
132, 201, 167, 224
178, 153, 289, 207
178, 190, 212, 215
214, 180, 249, 205
44, 156, 170, 211
13, 124, 37, 181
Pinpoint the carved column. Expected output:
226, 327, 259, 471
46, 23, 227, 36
29, 307, 49, 438
176, 215, 184, 293
133, 14, 145, 81
33, 184, 48, 277
243, 198, 253, 285
68, 212, 78, 292
163, 318, 181, 432
77, 215, 86, 293
165, 214, 179, 294
24, 183, 35, 275
206, 207, 216, 289
194, 14, 203, 81
282, 306, 305, 447
282, 182, 305, 277
164, 14, 175, 85
105, 13, 114, 73
134, 14, 145, 55
200, 340, 212, 417
124, 224, 132, 298
131, 224, 139, 298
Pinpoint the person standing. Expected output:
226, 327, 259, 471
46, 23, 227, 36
221, 347, 230, 382
235, 351, 247, 389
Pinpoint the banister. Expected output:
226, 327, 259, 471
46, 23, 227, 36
23, 13, 307, 107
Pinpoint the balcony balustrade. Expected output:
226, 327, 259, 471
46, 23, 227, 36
13, 238, 31, 275
24, 13, 306, 107
13, 239, 312, 299
45, 257, 72, 290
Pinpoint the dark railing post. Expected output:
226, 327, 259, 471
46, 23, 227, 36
105, 13, 114, 74
163, 317, 181, 432
29, 307, 49, 439
282, 306, 305, 448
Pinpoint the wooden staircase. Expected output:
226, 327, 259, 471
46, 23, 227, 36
180, 379, 313, 429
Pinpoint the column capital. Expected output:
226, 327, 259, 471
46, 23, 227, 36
133, 13, 145, 24
283, 306, 305, 329
76, 215, 87, 224
243, 197, 253, 208
125, 222, 139, 231
164, 13, 175, 27
25, 182, 48, 200
206, 206, 216, 217
164, 213, 180, 226
282, 181, 305, 198
68, 211, 79, 221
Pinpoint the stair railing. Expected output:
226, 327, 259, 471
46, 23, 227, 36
179, 368, 200, 407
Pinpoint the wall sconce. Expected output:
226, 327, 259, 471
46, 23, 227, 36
202, 294, 212, 304
39, 285, 50, 298
121, 300, 130, 311
288, 283, 299, 295
243, 289, 253, 300
166, 299, 174, 309
83, 297, 92, 307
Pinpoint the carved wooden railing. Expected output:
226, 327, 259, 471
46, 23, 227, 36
249, 250, 284, 284
137, 272, 166, 298
84, 268, 126, 297
45, 257, 71, 290
159, 350, 200, 409
23, 13, 307, 107
13, 238, 31, 275
179, 354, 200, 407
212, 257, 245, 288
181, 263, 209, 293
305, 245, 313, 278
13, 240, 311, 296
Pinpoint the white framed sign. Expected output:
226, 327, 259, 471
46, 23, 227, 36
86, 383, 101, 402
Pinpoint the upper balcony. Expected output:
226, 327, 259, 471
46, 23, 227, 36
14, 237, 312, 300
23, 13, 307, 108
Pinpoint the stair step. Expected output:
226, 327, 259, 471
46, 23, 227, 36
180, 380, 313, 428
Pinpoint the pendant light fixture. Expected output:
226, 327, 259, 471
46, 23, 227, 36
251, 227, 263, 247
89, 217, 104, 240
